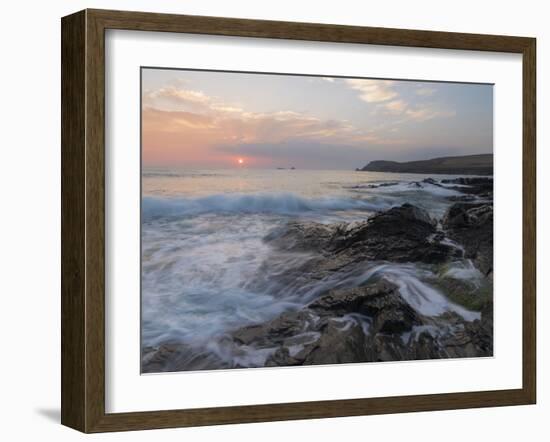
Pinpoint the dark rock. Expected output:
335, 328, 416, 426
444, 202, 492, 228
366, 334, 408, 361
446, 195, 477, 202
440, 177, 493, 195
232, 310, 319, 347
309, 279, 395, 310
376, 203, 434, 226
441, 177, 492, 186
263, 222, 335, 253
266, 204, 461, 266
328, 204, 458, 264
141, 343, 228, 373
265, 347, 304, 366
249, 201, 493, 368
265, 321, 371, 366
372, 302, 421, 334
443, 203, 493, 276
434, 300, 493, 358
299, 322, 369, 365
308, 285, 379, 314
409, 332, 444, 360
310, 280, 423, 334
235, 279, 429, 367
348, 181, 399, 189
422, 178, 442, 186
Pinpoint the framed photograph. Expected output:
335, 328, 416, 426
61, 9, 536, 433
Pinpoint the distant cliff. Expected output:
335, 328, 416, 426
358, 154, 493, 175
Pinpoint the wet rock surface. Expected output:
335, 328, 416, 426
142, 342, 229, 373
443, 202, 493, 277
266, 203, 461, 265
235, 279, 492, 367
308, 280, 423, 334
441, 177, 493, 197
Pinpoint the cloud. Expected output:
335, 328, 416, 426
143, 108, 216, 131
345, 79, 453, 123
405, 106, 455, 121
144, 82, 455, 146
143, 86, 212, 111
143, 85, 380, 149
416, 87, 436, 96
142, 81, 462, 168
210, 104, 244, 113
345, 79, 397, 103
384, 99, 408, 114
382, 99, 451, 120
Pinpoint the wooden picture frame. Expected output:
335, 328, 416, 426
61, 8, 536, 433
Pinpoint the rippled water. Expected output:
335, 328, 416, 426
141, 168, 482, 365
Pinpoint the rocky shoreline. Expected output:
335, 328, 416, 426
142, 177, 493, 373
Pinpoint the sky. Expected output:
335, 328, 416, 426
142, 68, 493, 170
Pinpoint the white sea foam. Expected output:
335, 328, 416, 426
142, 193, 388, 219
377, 265, 481, 322
351, 180, 463, 197
443, 260, 485, 286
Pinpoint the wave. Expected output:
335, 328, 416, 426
142, 193, 389, 218
359, 181, 462, 197
279, 261, 481, 322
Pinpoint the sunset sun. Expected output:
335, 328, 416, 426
238, 158, 244, 165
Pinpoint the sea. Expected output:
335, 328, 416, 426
141, 168, 486, 369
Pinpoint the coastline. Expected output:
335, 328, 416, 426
142, 176, 494, 373
357, 154, 493, 176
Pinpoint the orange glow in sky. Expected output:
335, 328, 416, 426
141, 69, 493, 169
